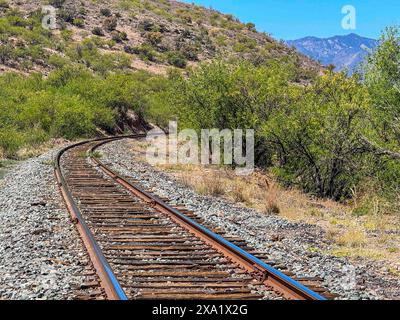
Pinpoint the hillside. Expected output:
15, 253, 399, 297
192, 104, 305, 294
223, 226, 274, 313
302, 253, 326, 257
0, 0, 321, 75
287, 33, 378, 74
0, 1, 400, 301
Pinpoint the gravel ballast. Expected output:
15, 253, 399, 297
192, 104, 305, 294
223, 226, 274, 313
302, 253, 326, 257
99, 138, 400, 300
0, 139, 398, 300
0, 148, 96, 300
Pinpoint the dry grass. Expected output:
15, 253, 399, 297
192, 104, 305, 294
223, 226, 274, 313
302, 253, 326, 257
180, 172, 226, 197
176, 167, 400, 262
336, 228, 368, 248
16, 138, 70, 160
131, 140, 400, 266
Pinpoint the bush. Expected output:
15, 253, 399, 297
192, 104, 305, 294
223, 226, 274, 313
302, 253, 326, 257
265, 71, 371, 200
145, 31, 163, 45
233, 35, 257, 52
127, 44, 157, 62
72, 18, 84, 28
79, 6, 86, 16
0, 64, 173, 156
166, 51, 187, 68
0, 43, 14, 63
59, 8, 76, 23
48, 0, 65, 8
245, 22, 256, 32
139, 19, 155, 32
111, 31, 127, 43
363, 26, 400, 203
0, 127, 24, 159
48, 54, 69, 68
180, 44, 199, 61
103, 16, 117, 31
92, 27, 104, 36
364, 26, 400, 156
0, 0, 9, 9
100, 8, 112, 17
164, 59, 377, 200
52, 102, 96, 139
169, 59, 296, 130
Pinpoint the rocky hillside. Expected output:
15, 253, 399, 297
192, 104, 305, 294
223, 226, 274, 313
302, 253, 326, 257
287, 33, 378, 74
0, 0, 321, 76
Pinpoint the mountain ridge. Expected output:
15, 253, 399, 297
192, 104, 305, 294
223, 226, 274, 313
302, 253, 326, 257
287, 33, 378, 74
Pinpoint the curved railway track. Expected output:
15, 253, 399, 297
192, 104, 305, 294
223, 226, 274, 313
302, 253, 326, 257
55, 135, 334, 300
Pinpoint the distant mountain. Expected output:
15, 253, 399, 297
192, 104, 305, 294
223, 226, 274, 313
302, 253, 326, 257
287, 33, 378, 74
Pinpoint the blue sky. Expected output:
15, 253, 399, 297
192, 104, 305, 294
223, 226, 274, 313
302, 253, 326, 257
180, 0, 400, 40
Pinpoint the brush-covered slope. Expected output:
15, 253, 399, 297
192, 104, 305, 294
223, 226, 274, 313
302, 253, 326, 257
0, 0, 321, 75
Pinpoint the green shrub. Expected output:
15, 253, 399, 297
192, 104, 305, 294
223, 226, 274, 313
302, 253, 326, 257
48, 0, 65, 8
48, 54, 69, 68
59, 8, 76, 23
265, 71, 371, 200
111, 31, 127, 43
61, 29, 73, 41
245, 22, 256, 32
0, 127, 24, 159
72, 18, 84, 28
0, 43, 14, 63
103, 16, 117, 31
92, 27, 104, 36
179, 44, 199, 61
23, 127, 49, 147
233, 35, 257, 52
0, 0, 9, 9
127, 44, 157, 62
100, 8, 112, 17
146, 31, 163, 45
79, 6, 86, 16
166, 51, 187, 68
139, 19, 155, 32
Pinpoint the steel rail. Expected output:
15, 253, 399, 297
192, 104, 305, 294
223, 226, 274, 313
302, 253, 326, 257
54, 135, 144, 300
90, 138, 327, 301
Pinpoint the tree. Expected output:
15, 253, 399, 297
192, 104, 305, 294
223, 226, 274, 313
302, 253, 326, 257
265, 71, 371, 200
364, 26, 400, 158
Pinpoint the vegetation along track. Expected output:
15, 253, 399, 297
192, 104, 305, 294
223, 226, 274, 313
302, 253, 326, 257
54, 135, 334, 300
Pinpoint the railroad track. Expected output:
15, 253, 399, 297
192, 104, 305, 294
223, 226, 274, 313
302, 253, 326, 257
55, 135, 334, 300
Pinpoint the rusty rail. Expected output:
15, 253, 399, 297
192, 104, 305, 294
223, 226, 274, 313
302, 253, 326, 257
55, 135, 328, 300
90, 138, 327, 301
54, 135, 143, 300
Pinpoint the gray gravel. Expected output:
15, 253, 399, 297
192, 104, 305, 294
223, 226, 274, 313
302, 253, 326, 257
100, 138, 400, 300
0, 148, 94, 300
1, 139, 397, 300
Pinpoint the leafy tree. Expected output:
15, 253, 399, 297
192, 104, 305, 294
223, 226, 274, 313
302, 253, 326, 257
361, 26, 400, 205
167, 60, 372, 200
364, 26, 400, 159
167, 59, 298, 166
265, 71, 371, 199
